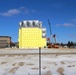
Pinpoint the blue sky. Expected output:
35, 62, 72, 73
0, 0, 76, 43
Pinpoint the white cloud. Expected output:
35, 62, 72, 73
31, 9, 37, 13
0, 7, 36, 17
19, 7, 25, 10
0, 9, 20, 16
63, 23, 74, 26
56, 23, 74, 27
68, 33, 76, 37
72, 19, 76, 22
19, 7, 29, 14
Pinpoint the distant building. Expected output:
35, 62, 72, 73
18, 20, 46, 48
0, 36, 11, 48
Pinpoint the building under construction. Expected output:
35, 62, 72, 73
0, 36, 11, 48
18, 20, 46, 48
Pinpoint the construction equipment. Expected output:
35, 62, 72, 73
47, 19, 59, 48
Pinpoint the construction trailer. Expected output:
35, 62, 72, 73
0, 36, 11, 48
18, 20, 46, 48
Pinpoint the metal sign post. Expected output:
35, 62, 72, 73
39, 47, 41, 75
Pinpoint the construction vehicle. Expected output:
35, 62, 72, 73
47, 19, 59, 48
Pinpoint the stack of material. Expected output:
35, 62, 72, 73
0, 36, 11, 48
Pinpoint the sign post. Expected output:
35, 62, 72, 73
39, 47, 41, 75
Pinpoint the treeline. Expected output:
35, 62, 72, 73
61, 41, 76, 48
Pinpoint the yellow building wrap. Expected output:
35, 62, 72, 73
18, 28, 46, 48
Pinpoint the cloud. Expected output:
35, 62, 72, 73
68, 33, 76, 37
19, 7, 29, 14
0, 7, 36, 17
72, 19, 76, 22
0, 9, 20, 16
63, 23, 74, 26
56, 23, 74, 27
31, 9, 37, 13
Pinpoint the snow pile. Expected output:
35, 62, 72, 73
0, 54, 76, 75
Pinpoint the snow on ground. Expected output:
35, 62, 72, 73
0, 54, 76, 75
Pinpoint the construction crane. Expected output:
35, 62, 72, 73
48, 19, 52, 37
47, 19, 59, 48
47, 19, 52, 44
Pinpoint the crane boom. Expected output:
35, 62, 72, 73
48, 19, 52, 36
47, 19, 59, 48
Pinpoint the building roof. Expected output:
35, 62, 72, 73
0, 36, 11, 39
